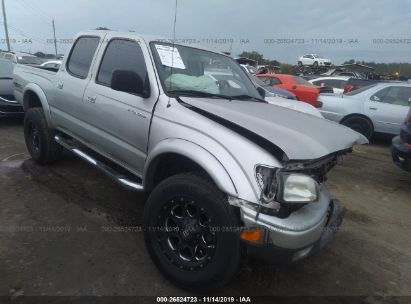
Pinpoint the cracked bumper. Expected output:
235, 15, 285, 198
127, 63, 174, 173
239, 186, 345, 264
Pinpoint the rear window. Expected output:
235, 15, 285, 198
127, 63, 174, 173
67, 36, 100, 79
345, 84, 377, 96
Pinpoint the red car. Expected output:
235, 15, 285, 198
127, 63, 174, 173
257, 74, 332, 108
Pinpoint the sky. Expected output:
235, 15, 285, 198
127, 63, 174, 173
1, 0, 411, 64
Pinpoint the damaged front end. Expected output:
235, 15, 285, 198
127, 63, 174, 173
231, 150, 349, 263
249, 150, 348, 218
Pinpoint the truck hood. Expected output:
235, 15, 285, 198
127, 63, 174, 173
179, 97, 368, 160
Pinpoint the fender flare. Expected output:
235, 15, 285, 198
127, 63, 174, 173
144, 138, 238, 197
23, 83, 53, 126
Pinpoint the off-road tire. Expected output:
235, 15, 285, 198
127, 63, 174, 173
24, 107, 63, 164
143, 173, 245, 292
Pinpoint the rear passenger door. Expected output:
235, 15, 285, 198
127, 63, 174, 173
51, 35, 102, 136
82, 36, 158, 175
364, 86, 411, 135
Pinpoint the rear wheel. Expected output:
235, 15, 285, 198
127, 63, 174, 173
24, 108, 63, 164
341, 115, 374, 139
143, 173, 245, 291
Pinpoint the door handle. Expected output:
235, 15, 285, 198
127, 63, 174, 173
87, 96, 97, 103
56, 82, 64, 89
369, 107, 377, 110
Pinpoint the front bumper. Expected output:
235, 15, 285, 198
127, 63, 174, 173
0, 96, 24, 117
239, 186, 345, 264
391, 136, 411, 172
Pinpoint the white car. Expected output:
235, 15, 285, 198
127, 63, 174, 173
309, 76, 350, 95
319, 82, 411, 139
40, 60, 62, 69
298, 54, 331, 68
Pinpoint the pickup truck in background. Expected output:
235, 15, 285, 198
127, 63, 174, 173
13, 30, 367, 291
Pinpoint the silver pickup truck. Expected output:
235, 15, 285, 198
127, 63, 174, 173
13, 30, 367, 291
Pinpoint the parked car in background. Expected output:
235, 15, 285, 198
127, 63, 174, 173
0, 51, 42, 66
13, 30, 367, 291
249, 74, 297, 100
257, 74, 333, 107
319, 83, 411, 139
391, 107, 411, 172
298, 54, 331, 68
0, 52, 24, 117
309, 76, 350, 95
40, 60, 62, 70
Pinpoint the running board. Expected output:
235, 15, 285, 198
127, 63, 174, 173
54, 135, 144, 191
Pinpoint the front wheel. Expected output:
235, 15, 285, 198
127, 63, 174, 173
143, 173, 245, 291
298, 61, 303, 67
341, 116, 374, 139
313, 61, 319, 68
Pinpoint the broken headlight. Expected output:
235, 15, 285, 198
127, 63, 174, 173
255, 165, 278, 203
277, 173, 319, 204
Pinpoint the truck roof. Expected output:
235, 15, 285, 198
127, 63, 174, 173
77, 30, 228, 56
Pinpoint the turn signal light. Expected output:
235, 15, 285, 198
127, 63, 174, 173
240, 229, 262, 242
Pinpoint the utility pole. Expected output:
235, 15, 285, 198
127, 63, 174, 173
1, 0, 11, 51
52, 19, 57, 57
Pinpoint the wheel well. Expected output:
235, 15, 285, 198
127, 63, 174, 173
340, 113, 374, 129
145, 153, 212, 191
24, 90, 42, 110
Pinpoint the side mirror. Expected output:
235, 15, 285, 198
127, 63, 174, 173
111, 70, 150, 98
256, 86, 266, 99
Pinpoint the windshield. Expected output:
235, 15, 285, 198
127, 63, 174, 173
17, 56, 42, 65
151, 42, 261, 100
293, 76, 311, 85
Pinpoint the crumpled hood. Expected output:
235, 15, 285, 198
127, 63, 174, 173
180, 97, 368, 160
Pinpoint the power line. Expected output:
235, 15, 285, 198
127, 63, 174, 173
1, 0, 11, 51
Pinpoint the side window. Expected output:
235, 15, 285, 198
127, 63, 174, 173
97, 39, 148, 88
67, 36, 100, 79
4, 54, 12, 60
270, 77, 281, 85
380, 87, 411, 106
370, 87, 389, 102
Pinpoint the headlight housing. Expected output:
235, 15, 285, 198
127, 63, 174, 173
255, 167, 319, 205
277, 173, 319, 204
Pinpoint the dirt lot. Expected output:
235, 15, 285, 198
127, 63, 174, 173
1, 117, 411, 300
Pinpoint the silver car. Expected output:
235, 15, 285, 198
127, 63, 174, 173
319, 82, 411, 139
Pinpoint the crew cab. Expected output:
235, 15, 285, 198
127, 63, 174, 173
13, 30, 367, 291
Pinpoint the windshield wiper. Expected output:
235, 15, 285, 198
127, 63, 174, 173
230, 95, 266, 103
168, 90, 233, 101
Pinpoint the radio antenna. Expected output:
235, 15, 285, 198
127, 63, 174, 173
167, 0, 178, 108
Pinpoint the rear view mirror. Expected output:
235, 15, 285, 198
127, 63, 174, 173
111, 70, 150, 98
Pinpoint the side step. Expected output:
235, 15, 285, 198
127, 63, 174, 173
54, 135, 144, 191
